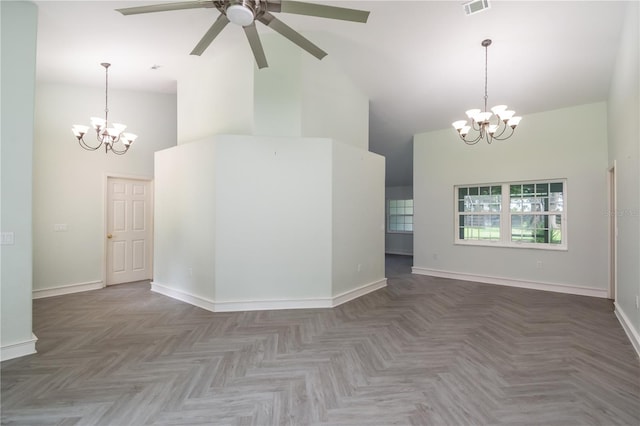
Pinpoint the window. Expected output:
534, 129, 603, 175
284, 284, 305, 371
455, 180, 566, 249
387, 199, 413, 233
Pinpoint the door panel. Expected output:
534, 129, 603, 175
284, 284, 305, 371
107, 177, 152, 285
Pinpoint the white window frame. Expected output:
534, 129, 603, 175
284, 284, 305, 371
387, 199, 413, 234
454, 179, 567, 250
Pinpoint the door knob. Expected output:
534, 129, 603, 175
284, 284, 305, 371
107, 233, 113, 239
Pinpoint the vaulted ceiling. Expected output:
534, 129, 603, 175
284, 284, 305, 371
34, 1, 628, 185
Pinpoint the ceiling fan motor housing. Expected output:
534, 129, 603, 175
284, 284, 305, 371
220, 0, 267, 26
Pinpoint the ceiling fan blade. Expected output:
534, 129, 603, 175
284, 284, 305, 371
259, 13, 327, 60
278, 0, 369, 23
190, 14, 230, 56
116, 1, 213, 16
243, 23, 268, 69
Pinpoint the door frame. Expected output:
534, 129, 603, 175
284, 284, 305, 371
103, 173, 154, 287
608, 162, 617, 300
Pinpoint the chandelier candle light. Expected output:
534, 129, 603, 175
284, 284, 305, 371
452, 39, 522, 144
72, 63, 137, 154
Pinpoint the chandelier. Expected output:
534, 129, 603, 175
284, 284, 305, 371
71, 63, 137, 155
452, 39, 522, 144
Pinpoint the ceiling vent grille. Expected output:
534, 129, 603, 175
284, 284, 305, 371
463, 0, 490, 15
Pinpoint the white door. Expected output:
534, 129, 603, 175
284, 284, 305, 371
106, 177, 152, 285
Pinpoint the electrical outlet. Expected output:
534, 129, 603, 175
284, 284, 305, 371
357, 264, 362, 272
536, 260, 543, 269
636, 295, 639, 310
54, 224, 68, 232
188, 268, 193, 277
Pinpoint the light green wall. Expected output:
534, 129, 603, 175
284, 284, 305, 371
178, 33, 369, 150
214, 136, 333, 301
153, 135, 384, 305
414, 102, 609, 291
154, 140, 217, 301
1, 0, 37, 354
32, 83, 177, 292
332, 142, 385, 295
177, 49, 254, 144
607, 2, 639, 342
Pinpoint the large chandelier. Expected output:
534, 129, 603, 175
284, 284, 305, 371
452, 39, 522, 145
71, 63, 137, 155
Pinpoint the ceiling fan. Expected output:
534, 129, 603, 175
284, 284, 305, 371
116, 0, 370, 69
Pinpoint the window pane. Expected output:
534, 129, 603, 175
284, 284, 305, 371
550, 182, 563, 193
536, 183, 548, 196
458, 187, 468, 199
469, 187, 479, 196
480, 186, 490, 195
510, 185, 521, 196
491, 185, 501, 195
523, 184, 534, 194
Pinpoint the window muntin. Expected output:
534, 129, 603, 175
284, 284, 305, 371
387, 199, 413, 233
455, 180, 566, 249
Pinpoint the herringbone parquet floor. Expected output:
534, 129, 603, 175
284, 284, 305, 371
2, 255, 639, 425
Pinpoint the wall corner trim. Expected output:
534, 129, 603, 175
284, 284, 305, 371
150, 279, 387, 313
614, 303, 640, 358
411, 267, 608, 299
32, 281, 104, 299
1, 333, 38, 362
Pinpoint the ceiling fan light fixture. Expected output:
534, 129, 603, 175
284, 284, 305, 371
226, 4, 255, 26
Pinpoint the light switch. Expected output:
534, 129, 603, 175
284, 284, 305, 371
1, 232, 15, 245
54, 224, 68, 232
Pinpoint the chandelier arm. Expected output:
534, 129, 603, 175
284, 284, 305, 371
460, 131, 482, 145
78, 136, 102, 151
492, 125, 516, 141
109, 144, 130, 155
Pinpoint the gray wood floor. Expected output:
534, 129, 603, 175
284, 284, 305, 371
2, 255, 639, 425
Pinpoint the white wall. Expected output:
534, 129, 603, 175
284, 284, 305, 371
414, 102, 609, 296
385, 186, 414, 255
153, 135, 385, 309
178, 33, 369, 151
154, 140, 216, 302
215, 135, 333, 301
1, 0, 38, 360
607, 1, 639, 352
332, 142, 385, 295
177, 50, 254, 144
33, 83, 177, 293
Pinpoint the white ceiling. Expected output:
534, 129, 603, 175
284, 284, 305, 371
34, 1, 628, 185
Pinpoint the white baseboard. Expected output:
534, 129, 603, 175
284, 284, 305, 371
150, 282, 217, 312
614, 303, 640, 358
1, 333, 38, 362
32, 280, 104, 299
385, 250, 413, 256
150, 278, 387, 313
332, 279, 387, 307
412, 267, 608, 299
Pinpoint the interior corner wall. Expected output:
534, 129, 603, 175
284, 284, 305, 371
153, 139, 216, 302
414, 102, 609, 293
33, 83, 177, 292
607, 1, 639, 346
332, 142, 386, 296
385, 186, 414, 255
176, 50, 254, 144
1, 0, 37, 359
300, 48, 369, 151
214, 135, 333, 301
254, 33, 369, 150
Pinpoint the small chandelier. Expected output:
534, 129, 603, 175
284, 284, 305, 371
452, 39, 522, 145
71, 63, 137, 155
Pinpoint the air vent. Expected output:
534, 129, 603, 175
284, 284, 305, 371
463, 0, 490, 15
